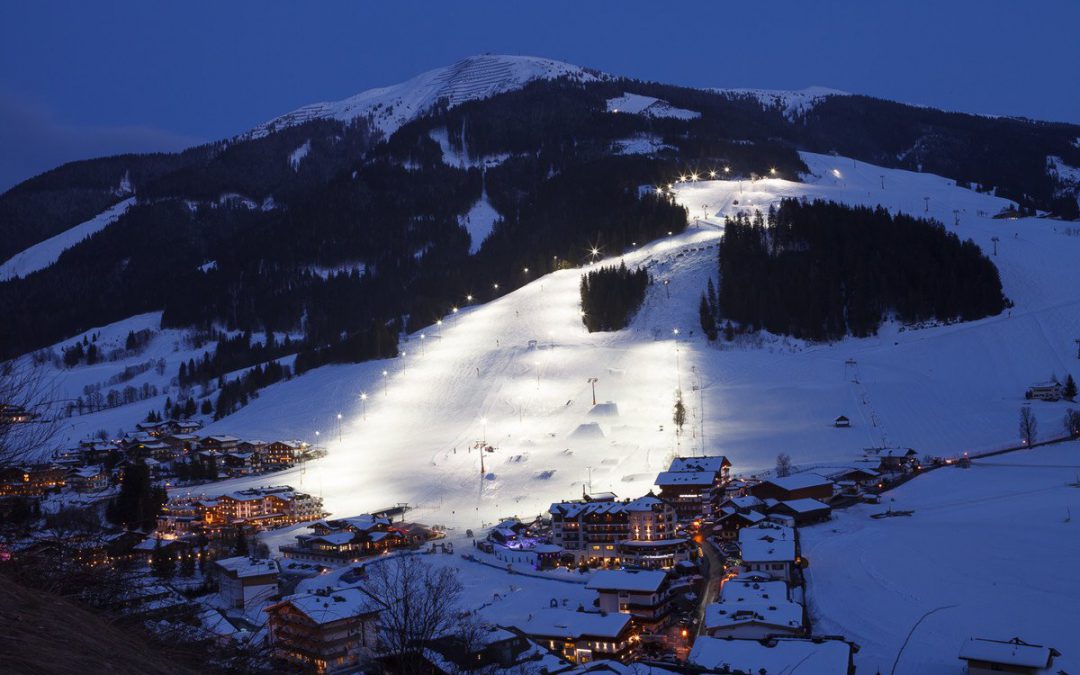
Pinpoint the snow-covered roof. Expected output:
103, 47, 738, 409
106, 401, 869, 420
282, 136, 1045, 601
516, 609, 631, 640
654, 470, 716, 486
549, 501, 626, 519
720, 577, 789, 603
723, 495, 764, 510
958, 637, 1055, 668
764, 473, 832, 491
776, 498, 830, 514
668, 456, 730, 473
214, 556, 279, 578
307, 532, 355, 546
704, 599, 803, 632
624, 494, 665, 512
689, 636, 852, 673
586, 569, 668, 593
272, 587, 381, 625
739, 536, 796, 564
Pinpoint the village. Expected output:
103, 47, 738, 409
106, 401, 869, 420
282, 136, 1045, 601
6, 404, 1062, 675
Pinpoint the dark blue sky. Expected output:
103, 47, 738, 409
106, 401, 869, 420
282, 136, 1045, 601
2, 1, 1077, 192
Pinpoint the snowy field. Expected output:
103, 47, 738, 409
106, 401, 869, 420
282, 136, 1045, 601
803, 440, 1080, 673
19, 152, 1080, 540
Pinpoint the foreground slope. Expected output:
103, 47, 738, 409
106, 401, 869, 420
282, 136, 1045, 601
803, 440, 1080, 673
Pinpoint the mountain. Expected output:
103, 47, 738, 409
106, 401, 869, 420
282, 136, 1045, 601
2, 54, 1079, 370
246, 54, 602, 139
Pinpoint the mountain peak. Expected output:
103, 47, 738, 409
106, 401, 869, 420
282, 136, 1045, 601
247, 54, 601, 140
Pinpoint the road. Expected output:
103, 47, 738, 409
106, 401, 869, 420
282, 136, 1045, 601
694, 540, 725, 638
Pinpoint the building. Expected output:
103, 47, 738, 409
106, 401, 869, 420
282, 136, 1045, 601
653, 455, 731, 522
768, 498, 831, 526
213, 556, 279, 610
958, 637, 1060, 675
159, 486, 323, 536
738, 523, 797, 582
0, 464, 66, 496
878, 449, 919, 474
515, 609, 636, 664
280, 514, 427, 565
201, 435, 241, 452
715, 508, 766, 540
689, 636, 855, 674
833, 415, 851, 428
264, 440, 307, 467
586, 569, 674, 629
1026, 382, 1064, 402
704, 572, 803, 638
550, 497, 629, 564
618, 494, 690, 569
68, 466, 109, 492
265, 587, 381, 673
750, 474, 834, 502
427, 626, 532, 672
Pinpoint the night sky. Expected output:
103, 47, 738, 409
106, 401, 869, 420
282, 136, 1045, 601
2, 0, 1077, 192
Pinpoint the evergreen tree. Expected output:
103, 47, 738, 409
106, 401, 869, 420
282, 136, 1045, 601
200, 399, 213, 415
699, 294, 718, 341
673, 393, 686, 434
1063, 374, 1077, 401
151, 538, 176, 579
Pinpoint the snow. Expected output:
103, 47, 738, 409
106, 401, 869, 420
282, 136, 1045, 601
517, 608, 630, 639
958, 637, 1055, 668
429, 126, 511, 169
611, 134, 675, 156
247, 55, 600, 140
214, 556, 278, 578
273, 586, 380, 624
606, 93, 700, 120
710, 86, 849, 121
586, 569, 667, 593
802, 441, 1080, 674
0, 197, 135, 280
459, 189, 501, 254
762, 473, 831, 491
689, 635, 852, 673
288, 140, 310, 171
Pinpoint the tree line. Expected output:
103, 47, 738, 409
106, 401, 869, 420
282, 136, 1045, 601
580, 262, 650, 332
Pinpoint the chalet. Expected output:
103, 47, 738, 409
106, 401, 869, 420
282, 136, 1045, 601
265, 587, 381, 673
135, 420, 171, 437
704, 600, 804, 638
586, 569, 674, 630
236, 439, 267, 455
829, 466, 880, 488
1026, 382, 1063, 402
160, 486, 324, 535
834, 415, 851, 428
212, 556, 279, 610
515, 608, 636, 664
0, 403, 37, 423
493, 542, 563, 569
715, 507, 766, 540
126, 438, 178, 462
281, 514, 425, 565
958, 637, 1060, 675
653, 455, 731, 522
78, 440, 117, 464
222, 451, 257, 476
878, 449, 919, 474
738, 523, 797, 583
689, 636, 855, 674
427, 626, 532, 672
201, 435, 241, 452
172, 419, 204, 434
750, 473, 834, 502
68, 466, 109, 492
768, 498, 832, 526
264, 440, 307, 466
163, 433, 200, 455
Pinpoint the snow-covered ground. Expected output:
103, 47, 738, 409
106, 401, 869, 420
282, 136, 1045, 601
803, 440, 1080, 673
0, 197, 135, 281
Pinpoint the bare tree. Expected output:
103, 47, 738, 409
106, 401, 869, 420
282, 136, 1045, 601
775, 453, 792, 478
1065, 409, 1080, 438
364, 554, 464, 674
1, 361, 61, 465
1019, 406, 1038, 446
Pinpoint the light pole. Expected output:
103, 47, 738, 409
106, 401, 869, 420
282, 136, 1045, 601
336, 413, 342, 443
420, 333, 426, 356
400, 351, 406, 375
314, 430, 320, 447
588, 377, 599, 405
382, 370, 389, 396
673, 328, 682, 391
360, 392, 368, 420
436, 319, 443, 337
480, 417, 487, 444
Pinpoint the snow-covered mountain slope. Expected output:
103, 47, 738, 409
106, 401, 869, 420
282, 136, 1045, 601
130, 151, 1077, 536
710, 86, 849, 120
0, 198, 135, 281
803, 440, 1080, 674
247, 55, 600, 139
606, 92, 700, 120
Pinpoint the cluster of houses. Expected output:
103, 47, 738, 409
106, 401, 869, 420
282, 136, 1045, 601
0, 416, 322, 505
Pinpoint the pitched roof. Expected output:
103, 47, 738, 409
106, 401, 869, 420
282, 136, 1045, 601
668, 455, 730, 473
704, 599, 803, 632
958, 637, 1056, 668
764, 473, 832, 491
271, 587, 380, 625
775, 498, 830, 514
689, 636, 852, 673
214, 556, 279, 578
517, 609, 631, 640
586, 569, 668, 593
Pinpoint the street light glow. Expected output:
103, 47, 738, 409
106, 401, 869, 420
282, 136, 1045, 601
709, 170, 717, 178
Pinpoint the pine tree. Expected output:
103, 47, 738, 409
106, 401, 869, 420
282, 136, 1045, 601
234, 527, 249, 556
1064, 374, 1077, 401
673, 393, 686, 434
200, 399, 213, 415
151, 539, 176, 579
699, 294, 718, 341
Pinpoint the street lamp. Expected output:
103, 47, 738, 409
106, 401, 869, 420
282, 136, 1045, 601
400, 351, 407, 375
336, 413, 342, 442
382, 370, 389, 396
480, 417, 487, 444
420, 333, 426, 356
360, 392, 368, 420
466, 294, 473, 302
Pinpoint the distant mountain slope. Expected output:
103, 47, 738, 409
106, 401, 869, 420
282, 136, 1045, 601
247, 54, 603, 139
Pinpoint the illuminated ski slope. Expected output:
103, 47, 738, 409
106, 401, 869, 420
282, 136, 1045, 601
181, 151, 1080, 534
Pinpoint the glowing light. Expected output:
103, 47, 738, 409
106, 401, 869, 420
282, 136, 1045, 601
655, 187, 664, 195
690, 173, 699, 182
523, 267, 529, 273
452, 307, 459, 313
466, 294, 473, 301
709, 170, 717, 178
831, 168, 842, 178
493, 283, 499, 290
360, 393, 368, 401
770, 167, 777, 175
